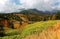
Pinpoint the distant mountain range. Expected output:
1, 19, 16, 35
0, 9, 60, 22
19, 9, 54, 16
0, 8, 60, 14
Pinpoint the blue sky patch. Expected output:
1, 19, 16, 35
11, 0, 20, 5
54, 2, 60, 6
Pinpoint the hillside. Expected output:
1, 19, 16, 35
0, 9, 60, 22
13, 9, 60, 21
20, 20, 60, 39
24, 21, 60, 39
0, 20, 60, 39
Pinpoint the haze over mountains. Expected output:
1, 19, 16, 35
0, 8, 59, 14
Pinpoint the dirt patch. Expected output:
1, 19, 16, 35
24, 22, 60, 39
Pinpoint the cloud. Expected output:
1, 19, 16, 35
20, 0, 60, 11
0, 0, 22, 13
0, 0, 7, 12
0, 0, 60, 13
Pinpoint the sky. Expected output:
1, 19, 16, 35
0, 0, 60, 13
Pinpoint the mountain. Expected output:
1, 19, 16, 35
0, 9, 60, 22
19, 9, 53, 16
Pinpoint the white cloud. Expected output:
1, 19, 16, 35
0, 0, 60, 13
0, 0, 7, 4
0, 0, 7, 12
20, 0, 60, 11
20, 0, 37, 9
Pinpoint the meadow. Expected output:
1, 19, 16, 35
0, 20, 60, 39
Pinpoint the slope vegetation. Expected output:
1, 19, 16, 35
24, 22, 60, 39
0, 20, 60, 39
20, 20, 60, 39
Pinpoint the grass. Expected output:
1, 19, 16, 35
0, 20, 60, 39
20, 20, 60, 39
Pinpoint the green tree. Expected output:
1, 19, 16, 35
55, 12, 60, 20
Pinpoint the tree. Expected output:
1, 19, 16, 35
0, 24, 5, 37
55, 12, 60, 20
0, 14, 22, 36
